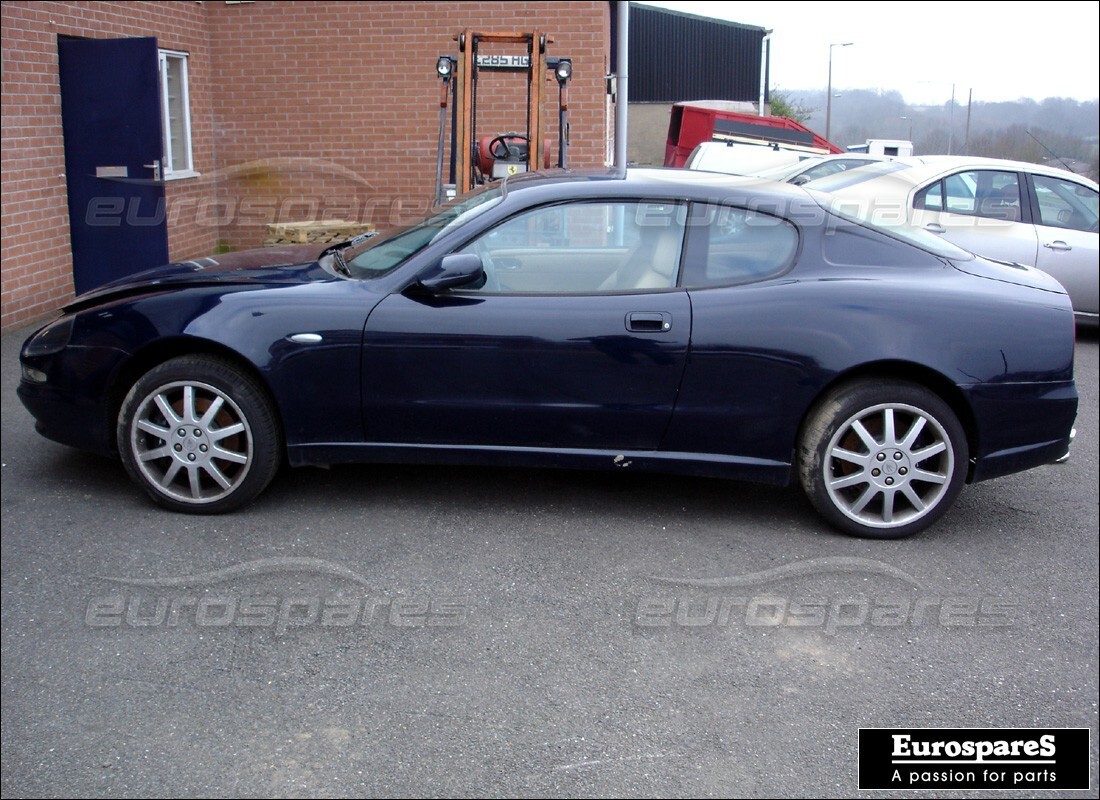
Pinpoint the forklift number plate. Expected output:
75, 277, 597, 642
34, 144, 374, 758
475, 55, 530, 70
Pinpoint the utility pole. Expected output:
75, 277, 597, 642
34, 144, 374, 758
825, 42, 853, 142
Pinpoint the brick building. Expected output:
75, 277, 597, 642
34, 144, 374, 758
1, 1, 612, 330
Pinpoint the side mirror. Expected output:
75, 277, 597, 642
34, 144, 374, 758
417, 253, 485, 291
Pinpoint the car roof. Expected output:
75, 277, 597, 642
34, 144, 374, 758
502, 166, 817, 204
807, 155, 1099, 197
870, 155, 1093, 184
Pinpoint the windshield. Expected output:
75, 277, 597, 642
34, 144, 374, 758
807, 189, 974, 261
342, 184, 505, 278
806, 159, 912, 192
751, 159, 818, 180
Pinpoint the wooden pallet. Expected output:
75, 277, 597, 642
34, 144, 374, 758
263, 220, 375, 247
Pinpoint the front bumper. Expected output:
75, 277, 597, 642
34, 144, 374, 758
17, 343, 128, 457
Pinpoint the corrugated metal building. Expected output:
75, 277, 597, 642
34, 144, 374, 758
624, 3, 770, 164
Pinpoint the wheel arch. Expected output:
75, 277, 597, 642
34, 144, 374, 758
107, 336, 284, 455
798, 360, 979, 480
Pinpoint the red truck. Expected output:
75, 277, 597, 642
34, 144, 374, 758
664, 101, 843, 168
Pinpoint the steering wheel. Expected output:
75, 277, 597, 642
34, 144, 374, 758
488, 134, 529, 161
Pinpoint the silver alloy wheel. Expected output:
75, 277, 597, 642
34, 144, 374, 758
822, 402, 954, 530
129, 380, 254, 505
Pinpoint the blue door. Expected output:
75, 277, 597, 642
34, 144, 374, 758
57, 37, 169, 294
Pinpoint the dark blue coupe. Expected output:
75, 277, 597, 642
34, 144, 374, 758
18, 169, 1078, 537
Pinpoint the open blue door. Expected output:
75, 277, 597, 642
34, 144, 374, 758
57, 37, 169, 295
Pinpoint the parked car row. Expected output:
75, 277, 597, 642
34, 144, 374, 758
804, 156, 1098, 325
18, 169, 1078, 538
688, 150, 1098, 324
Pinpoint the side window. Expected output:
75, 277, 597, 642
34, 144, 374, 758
915, 181, 943, 211
1031, 175, 1099, 232
680, 204, 798, 288
158, 50, 195, 178
457, 201, 686, 293
940, 170, 1021, 221
943, 173, 976, 214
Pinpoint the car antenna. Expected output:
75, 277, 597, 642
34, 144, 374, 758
1025, 129, 1075, 174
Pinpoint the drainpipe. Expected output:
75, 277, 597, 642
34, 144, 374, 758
759, 31, 772, 116
614, 0, 629, 168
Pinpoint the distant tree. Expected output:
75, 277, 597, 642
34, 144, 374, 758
765, 90, 1097, 162
769, 90, 815, 124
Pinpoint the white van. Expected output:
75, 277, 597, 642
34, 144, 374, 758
684, 141, 805, 175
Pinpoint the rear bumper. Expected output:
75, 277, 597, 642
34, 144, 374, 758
966, 380, 1078, 483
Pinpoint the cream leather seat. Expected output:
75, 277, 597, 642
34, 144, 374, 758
597, 226, 682, 291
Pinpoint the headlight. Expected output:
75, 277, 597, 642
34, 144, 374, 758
23, 315, 75, 358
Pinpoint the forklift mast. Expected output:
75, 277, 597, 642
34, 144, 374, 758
457, 30, 548, 194
435, 30, 572, 200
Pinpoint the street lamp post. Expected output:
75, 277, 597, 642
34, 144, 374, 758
825, 42, 853, 143
900, 115, 913, 141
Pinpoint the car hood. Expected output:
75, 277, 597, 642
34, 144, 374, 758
950, 254, 1068, 295
64, 244, 334, 312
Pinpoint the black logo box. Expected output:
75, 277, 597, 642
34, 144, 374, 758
858, 728, 1091, 791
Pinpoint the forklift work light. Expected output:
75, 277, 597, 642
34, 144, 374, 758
436, 56, 454, 78
554, 58, 573, 84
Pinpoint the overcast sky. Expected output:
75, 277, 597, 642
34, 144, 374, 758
635, 1, 1100, 105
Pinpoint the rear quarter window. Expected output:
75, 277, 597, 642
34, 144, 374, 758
681, 204, 798, 288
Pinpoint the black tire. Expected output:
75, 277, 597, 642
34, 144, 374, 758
117, 356, 282, 514
798, 380, 968, 539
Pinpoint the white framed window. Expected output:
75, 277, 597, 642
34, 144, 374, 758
159, 49, 196, 179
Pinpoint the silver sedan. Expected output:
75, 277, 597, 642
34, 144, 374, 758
808, 156, 1099, 325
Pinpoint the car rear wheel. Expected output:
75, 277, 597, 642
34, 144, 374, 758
798, 380, 968, 538
117, 356, 281, 513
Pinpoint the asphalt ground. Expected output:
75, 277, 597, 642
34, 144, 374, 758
2, 322, 1097, 798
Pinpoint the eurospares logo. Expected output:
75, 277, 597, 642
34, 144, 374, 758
858, 728, 1091, 791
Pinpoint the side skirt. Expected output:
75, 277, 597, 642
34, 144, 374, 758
287, 442, 792, 486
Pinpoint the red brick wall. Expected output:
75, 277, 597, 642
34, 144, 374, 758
1, 0, 610, 330
207, 1, 610, 250
1, 0, 219, 330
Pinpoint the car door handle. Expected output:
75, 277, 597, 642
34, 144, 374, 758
288, 333, 323, 344
923, 223, 946, 234
626, 312, 672, 332
1043, 240, 1072, 252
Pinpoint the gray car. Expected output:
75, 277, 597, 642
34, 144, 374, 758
809, 156, 1099, 325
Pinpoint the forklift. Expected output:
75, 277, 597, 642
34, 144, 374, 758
434, 30, 573, 203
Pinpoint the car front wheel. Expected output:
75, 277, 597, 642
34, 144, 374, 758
117, 356, 281, 513
798, 380, 968, 538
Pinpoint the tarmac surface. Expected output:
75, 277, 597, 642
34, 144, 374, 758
2, 323, 1097, 798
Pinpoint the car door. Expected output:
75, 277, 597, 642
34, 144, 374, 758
1028, 172, 1099, 316
361, 200, 691, 451
660, 202, 803, 476
909, 169, 1040, 264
